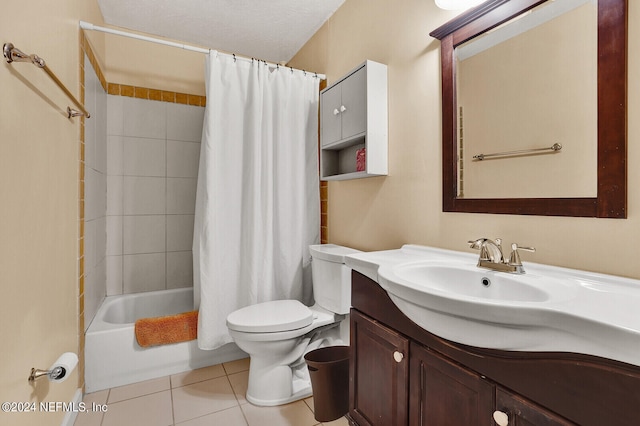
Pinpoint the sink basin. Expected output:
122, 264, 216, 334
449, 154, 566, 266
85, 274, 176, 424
393, 262, 549, 302
345, 245, 640, 367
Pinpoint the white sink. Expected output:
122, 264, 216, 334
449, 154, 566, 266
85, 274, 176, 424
392, 262, 551, 302
345, 245, 640, 367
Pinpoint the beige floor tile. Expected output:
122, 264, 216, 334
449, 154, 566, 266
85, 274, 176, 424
228, 370, 249, 404
223, 357, 250, 375
171, 363, 226, 388
79, 355, 355, 425
304, 396, 314, 412
241, 400, 318, 426
101, 390, 173, 426
176, 405, 249, 426
304, 395, 349, 425
107, 376, 170, 403
321, 415, 350, 425
74, 390, 110, 426
172, 376, 239, 424
83, 389, 110, 405
73, 410, 104, 426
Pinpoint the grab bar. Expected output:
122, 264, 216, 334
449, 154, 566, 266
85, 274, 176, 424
473, 143, 561, 161
3, 42, 90, 118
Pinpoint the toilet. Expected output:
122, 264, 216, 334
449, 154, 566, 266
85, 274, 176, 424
226, 244, 360, 406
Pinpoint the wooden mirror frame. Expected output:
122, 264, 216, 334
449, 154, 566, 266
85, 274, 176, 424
430, 0, 627, 217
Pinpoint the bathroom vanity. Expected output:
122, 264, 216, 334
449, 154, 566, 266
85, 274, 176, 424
345, 247, 640, 426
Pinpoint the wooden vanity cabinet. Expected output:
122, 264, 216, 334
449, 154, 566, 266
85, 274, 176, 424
409, 341, 494, 426
348, 271, 640, 426
495, 388, 575, 426
350, 310, 408, 426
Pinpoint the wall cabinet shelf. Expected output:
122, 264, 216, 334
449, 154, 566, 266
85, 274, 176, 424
320, 60, 388, 180
347, 271, 640, 426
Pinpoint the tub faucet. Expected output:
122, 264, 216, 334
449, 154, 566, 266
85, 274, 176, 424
468, 238, 535, 274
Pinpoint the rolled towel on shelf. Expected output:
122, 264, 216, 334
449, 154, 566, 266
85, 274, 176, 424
356, 148, 366, 172
135, 310, 198, 347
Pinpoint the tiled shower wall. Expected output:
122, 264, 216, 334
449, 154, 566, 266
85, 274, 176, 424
82, 49, 206, 330
106, 95, 204, 295
84, 54, 108, 330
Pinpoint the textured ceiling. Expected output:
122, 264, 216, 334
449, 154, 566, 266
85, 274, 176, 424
97, 0, 345, 63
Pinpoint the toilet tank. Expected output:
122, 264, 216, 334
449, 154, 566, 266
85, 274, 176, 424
310, 244, 361, 315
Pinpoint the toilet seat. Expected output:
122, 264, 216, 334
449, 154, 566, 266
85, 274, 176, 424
227, 300, 314, 333
227, 303, 338, 342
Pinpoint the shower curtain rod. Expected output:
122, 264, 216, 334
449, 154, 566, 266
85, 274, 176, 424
79, 21, 326, 80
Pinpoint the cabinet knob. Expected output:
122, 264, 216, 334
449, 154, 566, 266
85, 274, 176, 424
333, 108, 340, 115
393, 351, 404, 363
493, 410, 509, 426
340, 105, 347, 113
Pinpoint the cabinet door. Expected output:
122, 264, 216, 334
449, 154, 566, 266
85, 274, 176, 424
321, 84, 343, 146
410, 343, 494, 426
340, 66, 367, 141
494, 388, 577, 426
350, 310, 409, 426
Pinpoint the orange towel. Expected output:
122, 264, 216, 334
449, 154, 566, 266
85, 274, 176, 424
134, 311, 198, 347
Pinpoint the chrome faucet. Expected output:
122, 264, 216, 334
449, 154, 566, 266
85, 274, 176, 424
468, 238, 535, 274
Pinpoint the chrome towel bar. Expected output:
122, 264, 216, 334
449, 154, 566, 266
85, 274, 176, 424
3, 42, 90, 118
473, 143, 562, 161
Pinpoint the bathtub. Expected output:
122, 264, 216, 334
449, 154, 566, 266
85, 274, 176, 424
85, 287, 246, 392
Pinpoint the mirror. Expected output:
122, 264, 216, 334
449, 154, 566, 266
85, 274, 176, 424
457, 0, 597, 199
430, 0, 627, 217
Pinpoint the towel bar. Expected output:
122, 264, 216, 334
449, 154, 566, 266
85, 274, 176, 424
473, 143, 562, 161
3, 42, 90, 118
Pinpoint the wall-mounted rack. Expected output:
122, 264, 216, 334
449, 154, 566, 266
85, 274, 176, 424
473, 143, 562, 161
3, 42, 90, 119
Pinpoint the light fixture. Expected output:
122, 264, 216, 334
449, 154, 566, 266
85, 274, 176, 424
435, 0, 486, 10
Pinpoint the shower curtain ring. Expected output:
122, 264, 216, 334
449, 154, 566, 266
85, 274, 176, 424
233, 54, 236, 62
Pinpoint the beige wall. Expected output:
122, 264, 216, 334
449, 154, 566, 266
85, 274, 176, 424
101, 29, 207, 96
0, 1, 104, 425
289, 0, 640, 280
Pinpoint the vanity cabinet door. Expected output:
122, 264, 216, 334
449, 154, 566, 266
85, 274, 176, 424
409, 342, 494, 426
350, 310, 409, 426
494, 388, 577, 426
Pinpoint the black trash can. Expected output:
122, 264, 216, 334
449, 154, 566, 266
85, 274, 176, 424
304, 345, 350, 422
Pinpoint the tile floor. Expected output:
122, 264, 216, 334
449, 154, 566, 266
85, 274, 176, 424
74, 358, 350, 426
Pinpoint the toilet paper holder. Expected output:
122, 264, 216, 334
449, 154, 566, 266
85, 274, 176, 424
28, 366, 65, 382
28, 352, 77, 383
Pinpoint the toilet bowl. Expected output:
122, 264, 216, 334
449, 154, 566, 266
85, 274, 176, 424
226, 244, 360, 406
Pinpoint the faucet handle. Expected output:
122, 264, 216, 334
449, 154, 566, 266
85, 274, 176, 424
468, 238, 503, 262
468, 238, 486, 249
508, 243, 535, 266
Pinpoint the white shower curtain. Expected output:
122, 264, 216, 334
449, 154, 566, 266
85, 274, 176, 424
193, 51, 320, 350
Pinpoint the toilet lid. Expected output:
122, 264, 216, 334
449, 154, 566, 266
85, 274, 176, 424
226, 300, 314, 333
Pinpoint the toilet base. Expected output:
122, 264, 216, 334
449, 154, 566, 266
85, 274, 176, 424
246, 384, 312, 407
245, 349, 314, 406
240, 322, 346, 406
